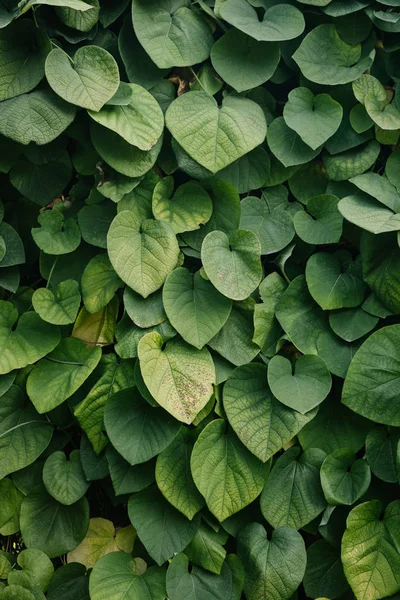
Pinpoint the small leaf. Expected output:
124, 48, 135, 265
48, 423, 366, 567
32, 280, 81, 325
81, 254, 123, 314
166, 553, 236, 600
43, 450, 90, 506
320, 448, 371, 506
294, 194, 343, 244
366, 425, 400, 483
32, 210, 81, 255
67, 518, 119, 569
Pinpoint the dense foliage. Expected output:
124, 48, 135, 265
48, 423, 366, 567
0, 0, 400, 599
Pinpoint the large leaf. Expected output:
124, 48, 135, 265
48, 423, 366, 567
260, 446, 327, 529
138, 332, 215, 424
0, 385, 52, 479
293, 24, 374, 85
0, 90, 76, 145
166, 92, 267, 173
223, 363, 317, 462
128, 486, 200, 565
0, 301, 60, 375
0, 20, 50, 101
90, 553, 166, 600
237, 522, 307, 600
104, 388, 180, 464
342, 324, 400, 426
163, 268, 232, 349
342, 500, 400, 600
190, 419, 269, 521
201, 229, 262, 301
26, 338, 102, 413
45, 46, 119, 111
107, 211, 179, 298
20, 492, 89, 559
88, 83, 164, 151
219, 0, 305, 41
131, 0, 214, 69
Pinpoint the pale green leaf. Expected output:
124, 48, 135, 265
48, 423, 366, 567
32, 280, 81, 325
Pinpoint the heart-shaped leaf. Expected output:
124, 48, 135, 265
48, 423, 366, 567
166, 554, 236, 600
152, 177, 213, 233
304, 540, 349, 600
191, 419, 269, 521
342, 500, 400, 600
32, 210, 81, 255
268, 117, 321, 167
66, 518, 120, 569
81, 254, 123, 314
0, 477, 23, 535
43, 450, 90, 506
26, 337, 102, 413
223, 363, 317, 462
88, 83, 164, 151
219, 0, 305, 41
45, 46, 119, 111
32, 280, 81, 325
320, 448, 371, 505
132, 0, 214, 69
90, 553, 166, 600
283, 87, 343, 150
339, 192, 400, 233
366, 425, 400, 483
294, 194, 343, 244
201, 229, 262, 301
163, 268, 232, 350
267, 354, 332, 414
237, 523, 307, 600
166, 92, 267, 173
138, 332, 215, 424
107, 211, 179, 298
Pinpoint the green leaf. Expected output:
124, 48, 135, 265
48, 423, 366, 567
260, 446, 327, 529
106, 446, 155, 495
0, 586, 36, 600
208, 307, 260, 366
342, 324, 400, 426
43, 450, 90, 506
329, 307, 378, 342
104, 388, 180, 464
217, 147, 271, 195
320, 449, 371, 506
294, 194, 343, 244
138, 331, 215, 424
361, 232, 400, 314
0, 477, 23, 535
91, 122, 162, 177
166, 553, 236, 600
155, 428, 204, 520
306, 251, 366, 310
45, 46, 119, 112
267, 354, 332, 414
75, 355, 135, 454
223, 363, 317, 462
219, 0, 305, 41
55, 0, 100, 32
0, 386, 52, 479
211, 29, 279, 93
7, 548, 54, 592
20, 491, 89, 559
351, 172, 400, 212
239, 194, 295, 255
81, 254, 123, 314
304, 539, 349, 600
191, 419, 269, 521
0, 20, 50, 101
275, 275, 328, 355
201, 229, 262, 301
0, 90, 76, 146
163, 268, 232, 350
267, 117, 321, 167
293, 24, 374, 85
26, 338, 102, 413
32, 280, 81, 325
107, 211, 179, 298
0, 302, 60, 375
88, 83, 164, 151
32, 210, 81, 256
115, 315, 176, 359
152, 177, 212, 233
0, 222, 25, 267
166, 92, 267, 173
78, 203, 116, 250
71, 296, 119, 347
342, 500, 400, 600
237, 522, 306, 600
66, 517, 120, 569
124, 288, 166, 328
366, 425, 400, 484
132, 0, 214, 69
338, 192, 400, 234
323, 140, 381, 181
128, 485, 200, 565
283, 88, 343, 150
22, 0, 93, 10
184, 524, 227, 574
89, 553, 166, 600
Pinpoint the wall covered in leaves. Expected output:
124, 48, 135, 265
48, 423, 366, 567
0, 0, 400, 598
